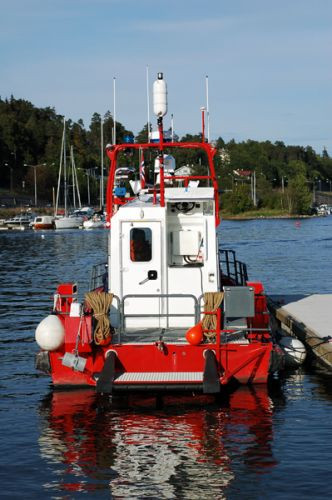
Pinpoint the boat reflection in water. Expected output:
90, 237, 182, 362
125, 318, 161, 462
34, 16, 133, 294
38, 387, 278, 497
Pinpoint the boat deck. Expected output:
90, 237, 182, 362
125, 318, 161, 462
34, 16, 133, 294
112, 327, 188, 344
111, 327, 249, 345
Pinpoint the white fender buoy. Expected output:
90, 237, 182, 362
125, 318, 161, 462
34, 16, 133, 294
278, 336, 306, 368
153, 72, 167, 117
35, 314, 65, 351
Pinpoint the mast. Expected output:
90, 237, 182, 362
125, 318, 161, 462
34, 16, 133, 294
71, 146, 76, 209
63, 119, 67, 216
71, 146, 82, 209
171, 113, 174, 142
153, 72, 167, 207
201, 107, 206, 143
100, 118, 104, 209
146, 65, 150, 142
206, 75, 210, 143
113, 77, 116, 145
55, 118, 65, 217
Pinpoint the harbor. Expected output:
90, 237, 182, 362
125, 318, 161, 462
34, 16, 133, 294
1, 1, 332, 497
1, 215, 332, 497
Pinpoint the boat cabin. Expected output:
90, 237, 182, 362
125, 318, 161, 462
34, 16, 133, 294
109, 184, 219, 330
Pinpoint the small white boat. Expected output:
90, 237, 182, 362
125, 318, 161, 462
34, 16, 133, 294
4, 213, 34, 230
33, 215, 55, 230
83, 216, 105, 229
55, 215, 83, 230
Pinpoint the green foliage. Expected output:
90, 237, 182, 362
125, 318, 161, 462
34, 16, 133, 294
1, 95, 332, 214
222, 184, 254, 214
135, 123, 151, 143
286, 174, 312, 214
0, 97, 131, 203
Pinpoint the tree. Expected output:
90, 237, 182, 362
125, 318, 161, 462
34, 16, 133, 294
286, 174, 312, 214
135, 123, 151, 143
222, 184, 254, 214
322, 147, 329, 159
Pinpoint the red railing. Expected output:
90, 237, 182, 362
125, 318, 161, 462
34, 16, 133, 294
105, 141, 220, 227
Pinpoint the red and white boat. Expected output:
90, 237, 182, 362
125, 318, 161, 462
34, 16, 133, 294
35, 73, 283, 393
32, 215, 55, 230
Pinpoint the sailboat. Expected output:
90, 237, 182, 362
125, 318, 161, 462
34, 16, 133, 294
54, 119, 83, 230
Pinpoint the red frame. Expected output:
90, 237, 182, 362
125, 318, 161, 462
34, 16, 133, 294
106, 141, 220, 226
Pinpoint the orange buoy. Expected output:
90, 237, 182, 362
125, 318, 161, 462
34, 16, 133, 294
185, 322, 203, 345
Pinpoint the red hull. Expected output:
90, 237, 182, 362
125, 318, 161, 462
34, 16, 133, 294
34, 223, 54, 230
48, 342, 273, 388
36, 282, 283, 392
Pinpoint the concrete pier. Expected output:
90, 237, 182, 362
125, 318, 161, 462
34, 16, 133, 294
268, 294, 332, 371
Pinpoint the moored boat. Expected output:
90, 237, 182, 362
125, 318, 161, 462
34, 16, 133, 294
83, 215, 105, 229
5, 212, 34, 230
54, 121, 83, 230
35, 73, 284, 393
32, 215, 55, 230
54, 214, 83, 229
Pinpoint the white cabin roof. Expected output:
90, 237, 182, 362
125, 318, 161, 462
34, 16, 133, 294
165, 187, 214, 201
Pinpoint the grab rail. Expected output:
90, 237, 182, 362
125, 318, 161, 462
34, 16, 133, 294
219, 249, 248, 285
121, 293, 199, 334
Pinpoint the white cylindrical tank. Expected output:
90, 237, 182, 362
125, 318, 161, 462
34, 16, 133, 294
35, 314, 65, 351
153, 72, 167, 117
279, 336, 307, 368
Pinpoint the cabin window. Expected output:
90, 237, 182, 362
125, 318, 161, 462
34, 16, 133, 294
130, 228, 152, 262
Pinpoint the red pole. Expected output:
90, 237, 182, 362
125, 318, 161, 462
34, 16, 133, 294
105, 147, 115, 225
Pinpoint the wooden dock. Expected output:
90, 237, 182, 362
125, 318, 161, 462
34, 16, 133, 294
268, 294, 332, 371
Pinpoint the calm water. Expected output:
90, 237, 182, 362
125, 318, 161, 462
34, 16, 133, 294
1, 217, 332, 499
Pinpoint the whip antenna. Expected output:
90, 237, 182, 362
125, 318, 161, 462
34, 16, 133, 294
146, 65, 150, 142
206, 75, 210, 143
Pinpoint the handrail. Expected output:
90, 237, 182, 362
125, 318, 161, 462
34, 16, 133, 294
121, 293, 199, 333
219, 249, 248, 285
90, 262, 108, 291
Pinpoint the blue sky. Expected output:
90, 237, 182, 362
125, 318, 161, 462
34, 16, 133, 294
1, 0, 331, 153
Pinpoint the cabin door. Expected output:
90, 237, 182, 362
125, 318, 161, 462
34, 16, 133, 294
121, 221, 164, 329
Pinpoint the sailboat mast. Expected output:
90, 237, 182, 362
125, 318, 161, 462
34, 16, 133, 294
100, 118, 104, 209
63, 119, 67, 216
55, 119, 65, 216
72, 147, 82, 209
71, 146, 76, 209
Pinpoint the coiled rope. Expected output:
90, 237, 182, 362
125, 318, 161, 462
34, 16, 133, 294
202, 291, 224, 340
85, 291, 113, 345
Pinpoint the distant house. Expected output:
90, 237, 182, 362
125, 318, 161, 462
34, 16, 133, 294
233, 169, 252, 180
174, 165, 193, 177
174, 165, 199, 187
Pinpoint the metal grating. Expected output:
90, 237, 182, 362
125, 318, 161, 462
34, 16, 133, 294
114, 372, 203, 383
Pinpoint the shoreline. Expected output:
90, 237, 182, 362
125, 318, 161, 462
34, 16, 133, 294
221, 214, 314, 220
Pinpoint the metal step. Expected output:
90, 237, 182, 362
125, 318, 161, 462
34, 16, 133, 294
114, 372, 203, 384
